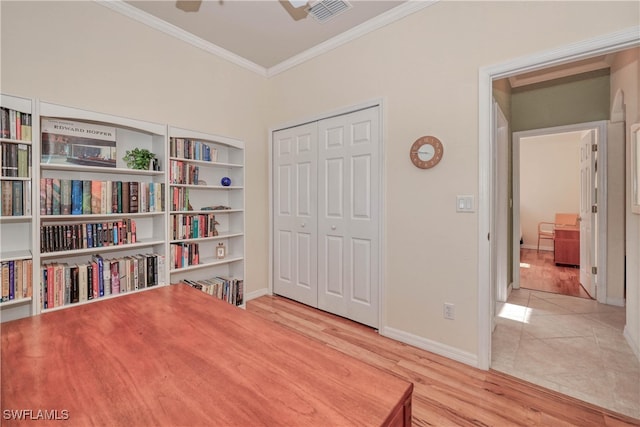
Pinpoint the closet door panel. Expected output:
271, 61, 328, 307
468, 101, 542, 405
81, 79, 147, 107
318, 107, 379, 327
273, 123, 318, 306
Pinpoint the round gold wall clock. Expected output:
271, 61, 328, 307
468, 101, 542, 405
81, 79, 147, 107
410, 136, 443, 169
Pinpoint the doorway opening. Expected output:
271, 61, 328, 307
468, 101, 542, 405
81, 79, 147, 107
479, 28, 639, 419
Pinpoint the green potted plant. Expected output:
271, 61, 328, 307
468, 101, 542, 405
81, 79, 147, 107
123, 148, 156, 170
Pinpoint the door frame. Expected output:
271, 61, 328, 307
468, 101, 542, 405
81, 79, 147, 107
512, 122, 608, 302
268, 98, 386, 328
477, 26, 639, 370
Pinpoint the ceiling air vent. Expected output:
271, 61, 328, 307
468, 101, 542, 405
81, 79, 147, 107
306, 0, 352, 23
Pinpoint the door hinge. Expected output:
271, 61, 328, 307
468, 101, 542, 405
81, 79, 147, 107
592, 144, 598, 152
592, 266, 597, 275
592, 205, 597, 213
487, 233, 490, 241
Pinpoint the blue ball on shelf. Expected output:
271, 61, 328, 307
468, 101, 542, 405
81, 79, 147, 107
221, 177, 232, 187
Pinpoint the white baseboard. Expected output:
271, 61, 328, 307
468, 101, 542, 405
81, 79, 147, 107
605, 296, 625, 307
246, 288, 270, 302
521, 244, 553, 252
380, 326, 478, 368
623, 325, 640, 362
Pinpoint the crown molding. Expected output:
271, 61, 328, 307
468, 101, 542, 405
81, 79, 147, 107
96, 0, 268, 77
97, 0, 437, 79
267, 0, 439, 77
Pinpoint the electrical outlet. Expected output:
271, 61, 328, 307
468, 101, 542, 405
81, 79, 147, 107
443, 303, 455, 320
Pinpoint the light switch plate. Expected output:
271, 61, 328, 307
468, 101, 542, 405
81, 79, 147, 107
456, 195, 475, 212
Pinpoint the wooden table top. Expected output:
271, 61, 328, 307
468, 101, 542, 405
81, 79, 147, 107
1, 285, 412, 426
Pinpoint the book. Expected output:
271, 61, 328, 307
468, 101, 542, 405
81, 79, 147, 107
41, 118, 117, 167
129, 181, 138, 213
70, 265, 79, 303
17, 144, 29, 177
122, 181, 129, 213
51, 178, 61, 215
1, 181, 11, 216
12, 181, 23, 216
110, 260, 120, 295
71, 180, 83, 215
91, 180, 102, 214
0, 108, 9, 138
45, 178, 53, 215
82, 180, 91, 214
7, 261, 14, 301
2, 262, 11, 302
60, 179, 72, 215
24, 180, 31, 216
77, 263, 88, 303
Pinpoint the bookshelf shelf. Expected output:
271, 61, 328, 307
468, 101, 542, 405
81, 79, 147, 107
0, 138, 32, 146
40, 285, 159, 314
170, 256, 244, 273
40, 212, 164, 221
168, 127, 244, 306
40, 240, 165, 259
0, 249, 32, 262
170, 183, 244, 190
0, 215, 33, 222
169, 156, 242, 169
0, 297, 32, 308
41, 164, 164, 176
171, 232, 244, 244
0, 176, 31, 182
170, 209, 244, 214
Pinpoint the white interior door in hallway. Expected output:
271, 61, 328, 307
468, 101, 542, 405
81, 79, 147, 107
272, 106, 381, 328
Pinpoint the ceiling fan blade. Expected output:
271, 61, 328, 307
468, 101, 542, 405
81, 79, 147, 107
279, 0, 308, 21
176, 0, 202, 13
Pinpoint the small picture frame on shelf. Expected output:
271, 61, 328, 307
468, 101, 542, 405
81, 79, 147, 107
216, 242, 226, 259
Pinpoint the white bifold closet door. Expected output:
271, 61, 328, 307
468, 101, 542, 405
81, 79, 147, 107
273, 106, 379, 328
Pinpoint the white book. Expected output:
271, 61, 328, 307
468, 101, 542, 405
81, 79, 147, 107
77, 263, 88, 302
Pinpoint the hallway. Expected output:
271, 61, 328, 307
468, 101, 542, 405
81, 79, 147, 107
492, 288, 639, 419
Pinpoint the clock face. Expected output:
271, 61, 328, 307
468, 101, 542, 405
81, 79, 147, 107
410, 136, 443, 169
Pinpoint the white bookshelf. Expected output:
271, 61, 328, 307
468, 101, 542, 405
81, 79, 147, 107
0, 94, 36, 322
36, 101, 168, 313
168, 126, 245, 307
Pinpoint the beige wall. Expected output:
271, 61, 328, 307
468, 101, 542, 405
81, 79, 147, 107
611, 47, 640, 358
519, 133, 581, 251
267, 1, 638, 356
2, 0, 638, 361
0, 1, 270, 296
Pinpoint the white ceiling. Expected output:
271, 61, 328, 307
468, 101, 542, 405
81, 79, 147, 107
118, 0, 424, 75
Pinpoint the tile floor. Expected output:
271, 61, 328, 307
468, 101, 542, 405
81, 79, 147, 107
492, 289, 640, 420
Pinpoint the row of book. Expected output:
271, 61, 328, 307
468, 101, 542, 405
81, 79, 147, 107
1, 142, 31, 177
0, 107, 32, 142
40, 179, 165, 216
170, 242, 199, 269
180, 277, 243, 307
1, 180, 31, 216
170, 137, 218, 162
40, 219, 136, 253
1, 259, 33, 303
169, 160, 200, 185
171, 187, 191, 211
41, 253, 165, 309
170, 213, 219, 240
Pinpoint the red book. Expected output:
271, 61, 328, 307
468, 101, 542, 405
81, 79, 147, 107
91, 181, 102, 214
91, 260, 99, 300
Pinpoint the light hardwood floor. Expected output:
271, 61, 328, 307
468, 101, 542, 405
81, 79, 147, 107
519, 248, 590, 299
247, 295, 640, 426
